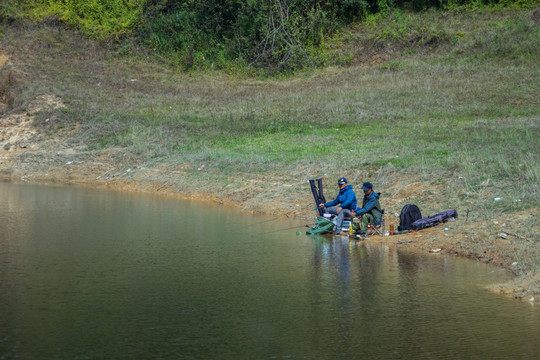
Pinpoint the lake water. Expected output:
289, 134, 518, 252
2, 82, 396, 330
1, 182, 539, 359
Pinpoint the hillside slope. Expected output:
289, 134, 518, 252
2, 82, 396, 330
1, 7, 539, 301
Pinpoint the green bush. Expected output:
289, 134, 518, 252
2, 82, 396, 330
0, 0, 27, 23
28, 0, 145, 39
6, 0, 537, 72
137, 0, 371, 72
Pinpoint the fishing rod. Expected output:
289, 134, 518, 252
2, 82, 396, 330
248, 216, 315, 227
290, 216, 316, 222
256, 223, 316, 236
221, 217, 281, 234
244, 218, 280, 227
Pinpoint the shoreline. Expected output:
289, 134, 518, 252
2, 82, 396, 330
1, 149, 538, 304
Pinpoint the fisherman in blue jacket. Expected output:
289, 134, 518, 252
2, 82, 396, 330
319, 177, 357, 234
351, 182, 382, 235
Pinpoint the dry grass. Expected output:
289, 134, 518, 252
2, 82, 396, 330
1, 9, 539, 293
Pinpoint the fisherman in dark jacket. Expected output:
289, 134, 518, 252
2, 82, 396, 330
319, 177, 357, 234
351, 182, 382, 235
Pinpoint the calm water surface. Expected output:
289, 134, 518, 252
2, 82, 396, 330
0, 182, 539, 359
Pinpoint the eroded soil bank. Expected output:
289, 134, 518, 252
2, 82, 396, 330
1, 118, 539, 304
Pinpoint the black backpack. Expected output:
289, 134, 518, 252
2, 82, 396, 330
398, 204, 422, 231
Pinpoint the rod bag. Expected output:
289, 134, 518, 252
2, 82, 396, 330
309, 179, 325, 216
317, 177, 326, 204
411, 210, 458, 231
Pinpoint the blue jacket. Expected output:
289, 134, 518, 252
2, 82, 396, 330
324, 185, 357, 210
354, 191, 382, 221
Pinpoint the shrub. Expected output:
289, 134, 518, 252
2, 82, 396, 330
28, 0, 145, 39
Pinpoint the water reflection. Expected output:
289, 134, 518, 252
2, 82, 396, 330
307, 235, 540, 359
1, 182, 539, 359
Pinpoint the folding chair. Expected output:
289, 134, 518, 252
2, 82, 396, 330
366, 209, 385, 237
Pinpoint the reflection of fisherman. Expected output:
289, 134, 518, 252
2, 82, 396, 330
351, 182, 382, 235
319, 177, 357, 234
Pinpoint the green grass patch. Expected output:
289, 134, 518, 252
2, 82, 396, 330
2, 6, 539, 206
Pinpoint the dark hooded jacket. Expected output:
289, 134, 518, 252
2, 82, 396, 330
354, 191, 382, 222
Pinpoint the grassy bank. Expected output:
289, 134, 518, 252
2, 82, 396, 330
1, 7, 539, 293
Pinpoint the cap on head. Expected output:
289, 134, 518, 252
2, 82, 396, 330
361, 182, 373, 191
337, 177, 347, 185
